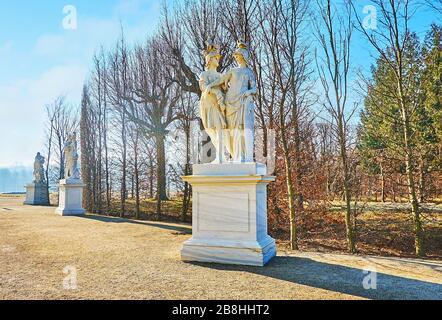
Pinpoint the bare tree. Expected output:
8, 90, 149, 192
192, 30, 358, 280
80, 85, 93, 211
160, 0, 235, 97
256, 0, 313, 250
45, 96, 78, 183
117, 36, 181, 218
44, 97, 64, 203
174, 92, 198, 221
351, 0, 425, 256
315, 0, 356, 253
423, 0, 442, 15
106, 35, 131, 217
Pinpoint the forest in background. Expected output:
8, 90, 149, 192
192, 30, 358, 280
39, 0, 442, 259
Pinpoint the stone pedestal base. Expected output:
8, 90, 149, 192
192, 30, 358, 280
24, 183, 49, 205
55, 179, 85, 216
181, 163, 276, 266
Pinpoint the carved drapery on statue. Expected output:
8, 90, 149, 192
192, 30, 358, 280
199, 44, 228, 163
200, 42, 257, 163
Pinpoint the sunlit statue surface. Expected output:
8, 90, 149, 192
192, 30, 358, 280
205, 41, 257, 163
64, 132, 80, 180
56, 131, 85, 216
199, 44, 228, 163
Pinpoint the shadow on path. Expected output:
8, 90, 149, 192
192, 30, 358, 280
190, 256, 442, 300
77, 214, 192, 234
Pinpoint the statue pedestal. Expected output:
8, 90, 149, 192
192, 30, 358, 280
24, 182, 49, 205
55, 179, 85, 216
181, 163, 276, 266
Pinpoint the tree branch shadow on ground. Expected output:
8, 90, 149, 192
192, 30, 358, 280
76, 214, 192, 234
188, 257, 442, 300
74, 213, 441, 299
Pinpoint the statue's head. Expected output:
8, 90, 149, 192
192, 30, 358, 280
204, 43, 221, 70
233, 41, 250, 66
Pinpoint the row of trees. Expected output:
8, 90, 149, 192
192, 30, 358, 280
43, 0, 441, 257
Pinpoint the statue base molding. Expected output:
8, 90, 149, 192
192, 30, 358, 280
24, 182, 49, 206
55, 179, 85, 216
181, 163, 276, 266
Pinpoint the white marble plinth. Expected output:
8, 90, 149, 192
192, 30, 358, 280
181, 163, 276, 266
193, 162, 267, 176
24, 182, 49, 205
55, 179, 85, 216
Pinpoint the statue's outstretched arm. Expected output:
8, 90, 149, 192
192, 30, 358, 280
207, 70, 231, 89
199, 77, 207, 92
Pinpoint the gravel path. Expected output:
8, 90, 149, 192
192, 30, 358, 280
0, 196, 441, 300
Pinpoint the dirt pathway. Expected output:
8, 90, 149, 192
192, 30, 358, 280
0, 196, 441, 300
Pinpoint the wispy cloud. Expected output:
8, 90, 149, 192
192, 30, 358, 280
0, 64, 86, 168
0, 0, 161, 167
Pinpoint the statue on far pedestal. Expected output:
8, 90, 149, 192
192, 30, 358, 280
55, 131, 85, 216
24, 152, 49, 206
64, 132, 81, 180
33, 152, 46, 183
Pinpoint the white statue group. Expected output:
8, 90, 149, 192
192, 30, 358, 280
199, 41, 257, 163
181, 41, 276, 266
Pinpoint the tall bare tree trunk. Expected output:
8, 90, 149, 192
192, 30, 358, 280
181, 125, 191, 222
120, 111, 127, 218
380, 163, 386, 203
134, 130, 140, 219
401, 105, 424, 256
280, 106, 298, 250
338, 123, 356, 253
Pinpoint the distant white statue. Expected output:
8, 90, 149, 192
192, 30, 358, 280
33, 152, 46, 183
199, 44, 228, 163
64, 132, 80, 180
206, 41, 257, 162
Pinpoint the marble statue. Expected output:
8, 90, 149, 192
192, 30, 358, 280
199, 44, 228, 163
64, 132, 80, 180
56, 131, 85, 216
206, 41, 257, 162
33, 152, 46, 183
181, 41, 276, 267
24, 152, 49, 205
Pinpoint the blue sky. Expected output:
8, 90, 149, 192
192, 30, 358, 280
0, 0, 439, 168
0, 0, 161, 168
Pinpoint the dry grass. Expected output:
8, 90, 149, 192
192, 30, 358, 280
273, 202, 442, 260
0, 195, 441, 300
